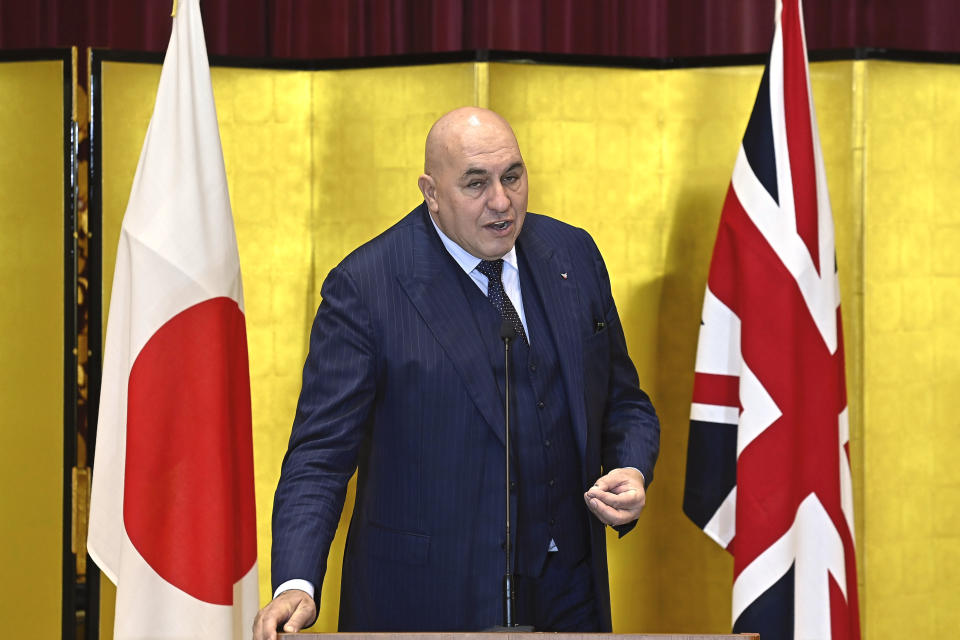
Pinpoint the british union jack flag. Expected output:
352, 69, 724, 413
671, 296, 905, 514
683, 1, 861, 638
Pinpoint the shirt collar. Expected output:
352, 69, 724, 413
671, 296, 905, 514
428, 213, 519, 275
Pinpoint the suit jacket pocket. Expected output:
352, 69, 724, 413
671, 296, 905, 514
366, 522, 431, 566
582, 327, 611, 422
583, 326, 611, 376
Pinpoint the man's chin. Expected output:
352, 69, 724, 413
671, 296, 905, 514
480, 239, 517, 261
481, 227, 522, 256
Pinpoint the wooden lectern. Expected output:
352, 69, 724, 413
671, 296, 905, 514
284, 634, 759, 639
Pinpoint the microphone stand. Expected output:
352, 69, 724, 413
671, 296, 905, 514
486, 319, 533, 633
501, 320, 517, 629
486, 320, 533, 631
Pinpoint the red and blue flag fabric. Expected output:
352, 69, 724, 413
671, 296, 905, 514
682, 1, 861, 638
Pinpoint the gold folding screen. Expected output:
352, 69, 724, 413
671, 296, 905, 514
0, 54, 73, 637
94, 56, 960, 638
860, 60, 960, 636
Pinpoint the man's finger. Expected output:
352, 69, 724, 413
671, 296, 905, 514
253, 608, 279, 640
592, 472, 625, 492
283, 598, 317, 633
586, 495, 633, 526
605, 478, 639, 494
585, 495, 613, 523
592, 477, 611, 492
587, 487, 638, 508
585, 480, 640, 503
593, 467, 643, 492
253, 590, 314, 640
585, 494, 620, 523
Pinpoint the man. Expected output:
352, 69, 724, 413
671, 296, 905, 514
253, 107, 659, 639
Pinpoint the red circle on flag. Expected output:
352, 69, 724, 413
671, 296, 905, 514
124, 297, 257, 605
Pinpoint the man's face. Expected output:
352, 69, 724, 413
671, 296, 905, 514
421, 116, 528, 261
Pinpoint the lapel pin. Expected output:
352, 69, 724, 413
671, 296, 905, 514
560, 272, 568, 279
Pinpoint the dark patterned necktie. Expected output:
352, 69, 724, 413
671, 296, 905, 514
476, 258, 528, 344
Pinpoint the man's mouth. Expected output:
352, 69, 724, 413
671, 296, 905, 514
489, 220, 511, 231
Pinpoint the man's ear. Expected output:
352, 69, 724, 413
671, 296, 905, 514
418, 174, 438, 212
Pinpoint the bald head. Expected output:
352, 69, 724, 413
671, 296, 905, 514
417, 107, 529, 261
424, 107, 520, 175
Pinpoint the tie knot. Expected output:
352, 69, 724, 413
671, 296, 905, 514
476, 259, 504, 280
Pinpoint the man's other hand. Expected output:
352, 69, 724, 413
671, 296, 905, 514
252, 589, 316, 640
584, 467, 646, 526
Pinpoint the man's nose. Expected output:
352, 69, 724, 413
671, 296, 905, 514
487, 180, 510, 212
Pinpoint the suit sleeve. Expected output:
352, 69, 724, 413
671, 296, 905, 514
582, 230, 660, 487
270, 263, 377, 610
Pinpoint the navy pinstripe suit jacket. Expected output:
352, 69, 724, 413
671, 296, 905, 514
271, 202, 660, 631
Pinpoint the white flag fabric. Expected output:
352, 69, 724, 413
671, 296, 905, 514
87, 0, 258, 637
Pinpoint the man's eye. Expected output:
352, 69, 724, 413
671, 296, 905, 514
467, 181, 484, 189
503, 175, 518, 184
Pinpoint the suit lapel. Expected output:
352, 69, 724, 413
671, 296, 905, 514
517, 221, 589, 465
397, 206, 507, 446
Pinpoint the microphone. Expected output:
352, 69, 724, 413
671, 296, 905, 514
498, 320, 519, 629
500, 319, 516, 343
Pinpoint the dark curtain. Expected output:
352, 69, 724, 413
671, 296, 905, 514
1, 0, 958, 60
